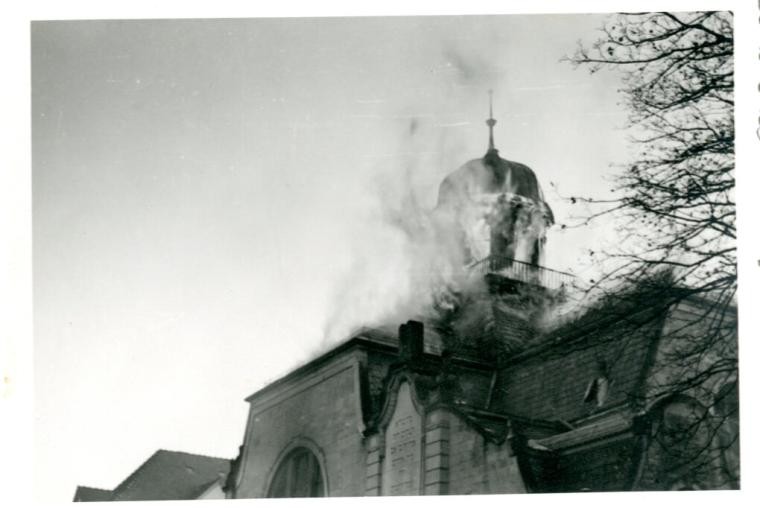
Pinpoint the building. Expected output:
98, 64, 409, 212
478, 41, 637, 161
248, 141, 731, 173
223, 106, 739, 497
74, 104, 738, 500
74, 450, 230, 502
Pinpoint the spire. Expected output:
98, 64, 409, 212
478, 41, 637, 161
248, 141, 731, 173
486, 89, 497, 153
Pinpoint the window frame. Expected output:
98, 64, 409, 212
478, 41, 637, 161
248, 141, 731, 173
265, 439, 328, 498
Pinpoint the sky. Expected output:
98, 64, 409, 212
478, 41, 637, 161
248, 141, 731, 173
27, 10, 736, 503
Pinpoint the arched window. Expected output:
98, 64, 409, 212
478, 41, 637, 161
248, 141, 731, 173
267, 447, 324, 498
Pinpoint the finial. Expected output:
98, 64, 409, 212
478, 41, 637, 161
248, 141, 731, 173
486, 89, 497, 152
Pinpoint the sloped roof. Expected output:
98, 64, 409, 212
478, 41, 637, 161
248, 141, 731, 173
497, 282, 697, 492
516, 432, 641, 493
73, 486, 112, 502
244, 326, 398, 403
110, 449, 230, 501
492, 291, 670, 427
514, 411, 640, 493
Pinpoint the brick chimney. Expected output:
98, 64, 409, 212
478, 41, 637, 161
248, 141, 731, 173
398, 320, 424, 363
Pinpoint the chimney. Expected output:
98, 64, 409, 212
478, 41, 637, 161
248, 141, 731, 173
398, 320, 424, 363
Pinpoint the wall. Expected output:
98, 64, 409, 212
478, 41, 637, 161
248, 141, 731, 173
235, 351, 367, 497
366, 398, 525, 496
198, 483, 226, 499
446, 414, 525, 495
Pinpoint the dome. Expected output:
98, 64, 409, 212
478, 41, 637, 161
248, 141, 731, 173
436, 149, 554, 224
432, 94, 555, 266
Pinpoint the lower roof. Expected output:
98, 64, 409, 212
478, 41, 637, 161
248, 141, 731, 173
109, 449, 231, 501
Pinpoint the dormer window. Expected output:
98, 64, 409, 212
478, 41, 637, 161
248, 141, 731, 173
583, 375, 610, 407
584, 360, 611, 408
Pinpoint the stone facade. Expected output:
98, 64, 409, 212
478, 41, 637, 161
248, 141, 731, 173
235, 350, 367, 497
227, 327, 529, 498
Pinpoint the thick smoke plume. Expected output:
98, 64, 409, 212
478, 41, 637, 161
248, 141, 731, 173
320, 118, 469, 344
321, 133, 557, 347
321, 45, 568, 348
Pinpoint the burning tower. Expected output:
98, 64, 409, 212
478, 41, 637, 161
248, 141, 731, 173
432, 93, 571, 357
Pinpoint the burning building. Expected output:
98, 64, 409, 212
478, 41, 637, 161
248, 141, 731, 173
435, 93, 554, 268
74, 100, 738, 501
217, 103, 738, 497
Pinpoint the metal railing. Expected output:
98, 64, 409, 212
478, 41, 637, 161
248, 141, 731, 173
469, 255, 575, 291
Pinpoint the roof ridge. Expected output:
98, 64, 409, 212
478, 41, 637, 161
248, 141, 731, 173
111, 451, 162, 496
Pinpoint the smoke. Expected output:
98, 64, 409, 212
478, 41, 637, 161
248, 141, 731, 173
441, 45, 501, 88
320, 117, 470, 344
319, 135, 555, 348
490, 195, 550, 265
319, 128, 558, 348
320, 43, 561, 346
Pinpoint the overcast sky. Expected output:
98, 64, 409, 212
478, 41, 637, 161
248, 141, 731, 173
32, 13, 645, 502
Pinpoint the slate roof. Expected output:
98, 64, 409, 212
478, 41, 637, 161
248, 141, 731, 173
492, 293, 670, 427
496, 281, 689, 492
109, 449, 230, 501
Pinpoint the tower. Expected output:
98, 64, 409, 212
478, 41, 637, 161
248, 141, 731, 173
436, 92, 554, 269
433, 93, 569, 356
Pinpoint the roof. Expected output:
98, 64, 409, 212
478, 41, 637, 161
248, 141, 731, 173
109, 449, 231, 501
437, 151, 553, 222
514, 411, 640, 493
73, 486, 112, 502
244, 327, 399, 403
516, 431, 641, 493
245, 324, 474, 404
529, 412, 631, 452
493, 303, 666, 427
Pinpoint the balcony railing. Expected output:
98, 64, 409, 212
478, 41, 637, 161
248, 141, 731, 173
469, 255, 575, 291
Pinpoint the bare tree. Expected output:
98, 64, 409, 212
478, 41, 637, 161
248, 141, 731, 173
568, 11, 737, 489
